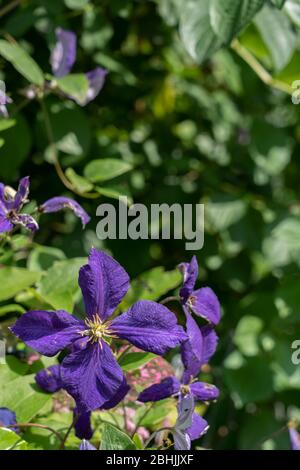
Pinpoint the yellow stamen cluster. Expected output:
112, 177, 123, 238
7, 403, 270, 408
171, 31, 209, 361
80, 314, 115, 347
180, 384, 190, 396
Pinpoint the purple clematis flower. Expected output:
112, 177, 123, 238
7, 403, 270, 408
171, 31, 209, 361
289, 422, 300, 450
0, 407, 17, 431
74, 407, 93, 440
50, 28, 107, 106
0, 177, 39, 233
11, 248, 186, 413
35, 364, 63, 393
178, 257, 220, 383
138, 375, 219, 404
178, 256, 221, 326
39, 196, 90, 228
173, 394, 209, 450
51, 28, 76, 78
80, 439, 96, 450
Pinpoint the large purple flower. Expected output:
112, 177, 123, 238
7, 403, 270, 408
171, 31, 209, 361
0, 177, 39, 233
11, 249, 186, 412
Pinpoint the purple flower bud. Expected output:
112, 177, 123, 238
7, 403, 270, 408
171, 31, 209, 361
39, 196, 90, 228
51, 28, 76, 78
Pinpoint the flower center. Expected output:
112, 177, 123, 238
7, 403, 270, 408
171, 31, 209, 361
180, 384, 190, 396
80, 314, 115, 346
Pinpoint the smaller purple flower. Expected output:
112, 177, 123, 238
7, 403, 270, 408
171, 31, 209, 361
0, 407, 17, 430
51, 28, 77, 78
173, 394, 208, 450
289, 422, 300, 450
0, 81, 12, 118
79, 439, 96, 450
0, 177, 39, 234
178, 256, 221, 326
81, 68, 108, 106
138, 375, 219, 404
39, 196, 90, 228
35, 364, 63, 393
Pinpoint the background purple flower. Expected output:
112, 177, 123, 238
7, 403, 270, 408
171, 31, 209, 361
11, 248, 186, 413
51, 28, 76, 78
0, 177, 39, 233
0, 407, 17, 430
0, 81, 12, 117
39, 196, 90, 227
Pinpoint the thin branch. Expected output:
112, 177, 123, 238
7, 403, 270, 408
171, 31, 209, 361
160, 296, 180, 305
231, 39, 293, 95
131, 403, 154, 437
6, 422, 64, 445
0, 0, 23, 19
59, 415, 78, 450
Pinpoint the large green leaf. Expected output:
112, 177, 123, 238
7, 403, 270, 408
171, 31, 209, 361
0, 428, 28, 450
55, 74, 89, 105
254, 3, 296, 70
272, 0, 286, 7
0, 268, 40, 302
0, 40, 44, 85
84, 158, 133, 183
210, 0, 265, 43
100, 424, 136, 450
178, 0, 223, 63
263, 217, 300, 268
37, 258, 86, 311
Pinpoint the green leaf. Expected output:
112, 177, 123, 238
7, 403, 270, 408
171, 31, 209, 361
65, 0, 89, 8
55, 74, 89, 105
0, 373, 52, 422
271, 0, 286, 7
27, 245, 66, 271
178, 0, 223, 63
263, 217, 300, 268
0, 40, 44, 86
284, 0, 300, 28
254, 4, 296, 71
0, 303, 25, 317
37, 258, 86, 311
65, 167, 94, 193
119, 352, 156, 371
210, 0, 265, 43
121, 267, 181, 308
0, 268, 40, 302
206, 197, 248, 232
100, 424, 136, 450
0, 428, 28, 450
234, 315, 264, 356
84, 158, 133, 183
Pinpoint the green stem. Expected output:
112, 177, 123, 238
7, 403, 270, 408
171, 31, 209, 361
0, 0, 23, 19
231, 39, 293, 95
131, 403, 153, 437
143, 427, 173, 449
160, 296, 180, 305
6, 422, 64, 445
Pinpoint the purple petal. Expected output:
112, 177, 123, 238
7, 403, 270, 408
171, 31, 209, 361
79, 248, 130, 321
0, 216, 13, 233
40, 197, 90, 227
181, 311, 203, 384
289, 427, 300, 450
178, 256, 198, 302
189, 287, 221, 325
81, 67, 108, 105
138, 377, 180, 403
80, 439, 96, 450
186, 412, 209, 441
61, 341, 125, 412
12, 213, 39, 232
0, 407, 17, 428
173, 430, 191, 450
190, 382, 219, 401
74, 408, 93, 440
10, 310, 84, 357
176, 393, 195, 431
13, 176, 30, 211
51, 28, 76, 78
201, 325, 218, 364
35, 365, 63, 393
101, 377, 130, 410
111, 300, 187, 355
